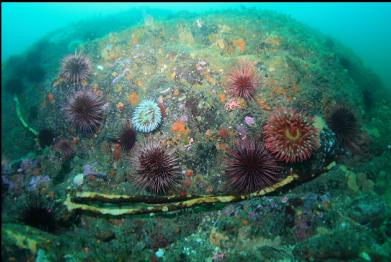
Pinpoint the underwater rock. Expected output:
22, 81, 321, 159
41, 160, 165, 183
257, 246, 293, 261
95, 230, 115, 242
290, 164, 347, 196
347, 194, 390, 227
2, 7, 391, 261
293, 227, 379, 260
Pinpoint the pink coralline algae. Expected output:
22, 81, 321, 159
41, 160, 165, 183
225, 98, 241, 111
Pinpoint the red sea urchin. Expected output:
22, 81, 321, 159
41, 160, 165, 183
225, 139, 282, 194
132, 139, 181, 195
64, 90, 106, 134
60, 53, 92, 85
264, 108, 319, 163
227, 60, 260, 100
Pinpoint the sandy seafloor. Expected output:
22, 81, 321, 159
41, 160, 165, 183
2, 10, 391, 261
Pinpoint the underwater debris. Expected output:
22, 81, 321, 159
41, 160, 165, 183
264, 108, 319, 163
131, 99, 162, 133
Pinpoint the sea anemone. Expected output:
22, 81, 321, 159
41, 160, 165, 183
227, 60, 260, 100
17, 194, 61, 233
132, 99, 162, 133
224, 139, 283, 194
64, 90, 106, 134
119, 125, 137, 151
264, 108, 319, 163
132, 139, 180, 195
38, 128, 56, 148
325, 105, 361, 150
60, 53, 92, 85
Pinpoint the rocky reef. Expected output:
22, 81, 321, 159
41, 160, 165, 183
2, 9, 391, 261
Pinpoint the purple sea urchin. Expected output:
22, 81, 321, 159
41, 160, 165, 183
325, 105, 361, 151
119, 126, 137, 151
17, 194, 60, 233
54, 138, 75, 160
64, 90, 106, 134
60, 53, 92, 85
264, 108, 319, 163
227, 60, 260, 100
132, 139, 180, 195
132, 99, 162, 133
38, 128, 55, 148
225, 140, 282, 194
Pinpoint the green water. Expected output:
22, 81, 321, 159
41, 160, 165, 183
1, 3, 391, 262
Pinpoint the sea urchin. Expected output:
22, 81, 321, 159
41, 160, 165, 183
17, 194, 60, 233
227, 60, 260, 100
325, 105, 361, 150
224, 139, 282, 194
264, 108, 319, 163
54, 138, 75, 160
132, 99, 162, 133
38, 128, 56, 148
119, 125, 137, 151
132, 139, 180, 195
60, 53, 92, 85
64, 90, 106, 134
